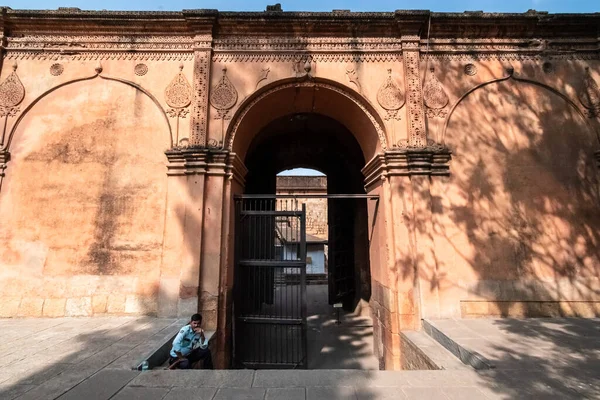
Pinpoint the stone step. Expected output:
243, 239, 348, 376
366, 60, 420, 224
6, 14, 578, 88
423, 319, 494, 370
400, 330, 469, 370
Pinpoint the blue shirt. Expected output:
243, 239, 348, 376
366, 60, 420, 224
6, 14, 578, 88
170, 325, 208, 357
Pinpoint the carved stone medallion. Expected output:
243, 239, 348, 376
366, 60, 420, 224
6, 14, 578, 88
423, 68, 449, 119
165, 64, 192, 109
377, 69, 404, 120
134, 63, 148, 76
464, 63, 477, 76
50, 63, 64, 76
0, 63, 25, 110
580, 67, 600, 118
210, 67, 238, 120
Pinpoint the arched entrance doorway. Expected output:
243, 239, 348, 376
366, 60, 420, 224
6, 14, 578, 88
227, 79, 387, 369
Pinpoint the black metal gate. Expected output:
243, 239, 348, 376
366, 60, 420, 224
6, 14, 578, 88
233, 196, 307, 369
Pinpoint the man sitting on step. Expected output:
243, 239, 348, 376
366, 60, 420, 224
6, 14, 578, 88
168, 313, 214, 369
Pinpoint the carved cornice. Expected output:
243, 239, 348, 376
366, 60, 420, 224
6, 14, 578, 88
362, 147, 452, 190
422, 38, 600, 60
4, 34, 195, 61
212, 37, 402, 62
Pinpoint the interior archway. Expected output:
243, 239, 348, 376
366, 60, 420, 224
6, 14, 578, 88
232, 110, 379, 369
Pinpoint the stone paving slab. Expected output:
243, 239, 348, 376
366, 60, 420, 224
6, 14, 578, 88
2, 317, 599, 399
55, 369, 139, 400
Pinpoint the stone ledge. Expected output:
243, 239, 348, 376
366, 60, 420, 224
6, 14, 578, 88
401, 331, 468, 371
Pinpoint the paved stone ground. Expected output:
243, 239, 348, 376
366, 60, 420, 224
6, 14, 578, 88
426, 318, 600, 398
306, 285, 379, 370
1, 317, 599, 399
0, 317, 186, 400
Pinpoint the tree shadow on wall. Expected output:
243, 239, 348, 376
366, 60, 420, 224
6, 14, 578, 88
411, 61, 600, 397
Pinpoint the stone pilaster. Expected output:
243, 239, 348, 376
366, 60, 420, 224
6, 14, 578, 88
401, 35, 427, 148
199, 150, 229, 330
161, 148, 209, 317
190, 35, 213, 146
363, 148, 451, 368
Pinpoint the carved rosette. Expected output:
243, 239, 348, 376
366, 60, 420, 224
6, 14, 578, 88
580, 67, 600, 118
210, 67, 238, 120
165, 64, 192, 145
165, 65, 192, 109
377, 69, 404, 120
0, 63, 25, 147
423, 68, 449, 119
0, 63, 25, 118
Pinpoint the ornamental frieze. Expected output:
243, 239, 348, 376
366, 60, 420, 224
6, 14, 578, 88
212, 53, 401, 63
5, 52, 194, 61
213, 37, 402, 52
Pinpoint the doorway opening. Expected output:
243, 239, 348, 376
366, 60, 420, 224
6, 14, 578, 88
233, 113, 378, 369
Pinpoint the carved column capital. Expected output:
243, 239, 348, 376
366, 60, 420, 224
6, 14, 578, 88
0, 149, 9, 192
363, 146, 452, 191
165, 147, 238, 177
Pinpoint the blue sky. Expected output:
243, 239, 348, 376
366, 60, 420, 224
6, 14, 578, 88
4, 0, 598, 12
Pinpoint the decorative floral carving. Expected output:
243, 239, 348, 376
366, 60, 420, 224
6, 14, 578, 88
579, 67, 600, 118
50, 63, 64, 76
423, 68, 449, 119
464, 63, 477, 76
165, 64, 193, 145
403, 49, 427, 147
134, 63, 148, 76
191, 50, 211, 146
166, 108, 189, 118
377, 69, 404, 120
345, 64, 361, 92
165, 64, 192, 109
293, 55, 313, 78
255, 67, 270, 90
0, 63, 25, 147
210, 67, 238, 120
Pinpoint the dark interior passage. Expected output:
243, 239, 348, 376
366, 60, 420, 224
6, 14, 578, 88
234, 113, 375, 369
244, 113, 371, 311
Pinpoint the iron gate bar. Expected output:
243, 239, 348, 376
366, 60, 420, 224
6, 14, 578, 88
239, 260, 306, 267
235, 194, 379, 199
240, 211, 305, 216
234, 198, 308, 369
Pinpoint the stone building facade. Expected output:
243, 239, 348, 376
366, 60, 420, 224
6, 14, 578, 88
0, 7, 599, 369
276, 175, 328, 240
